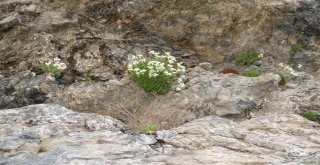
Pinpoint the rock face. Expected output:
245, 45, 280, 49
1, 104, 320, 164
1, 0, 320, 75
160, 67, 280, 118
1, 1, 320, 164
141, 0, 320, 73
154, 114, 320, 165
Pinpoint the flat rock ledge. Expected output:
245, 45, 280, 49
1, 104, 320, 165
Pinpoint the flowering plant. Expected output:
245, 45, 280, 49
41, 57, 67, 78
274, 63, 298, 85
128, 51, 186, 94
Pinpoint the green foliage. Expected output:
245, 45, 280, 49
241, 70, 261, 77
131, 66, 174, 94
38, 137, 47, 153
85, 76, 93, 84
292, 43, 303, 53
128, 51, 186, 95
41, 57, 67, 78
41, 64, 63, 78
141, 124, 157, 133
303, 111, 317, 121
235, 51, 261, 66
274, 63, 298, 86
275, 71, 289, 86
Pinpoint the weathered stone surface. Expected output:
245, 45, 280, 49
261, 72, 320, 117
0, 12, 20, 31
157, 67, 280, 118
0, 71, 55, 109
0, 104, 153, 164
138, 0, 320, 74
1, 104, 320, 164
1, 1, 320, 164
154, 114, 320, 165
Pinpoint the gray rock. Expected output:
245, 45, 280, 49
1, 104, 320, 164
158, 67, 280, 118
0, 12, 20, 31
153, 114, 320, 164
0, 71, 55, 109
261, 72, 320, 117
34, 11, 78, 30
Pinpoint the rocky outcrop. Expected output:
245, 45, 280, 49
1, 1, 320, 164
141, 0, 320, 73
158, 67, 280, 118
154, 114, 320, 165
0, 71, 54, 109
1, 104, 320, 164
1, 0, 320, 76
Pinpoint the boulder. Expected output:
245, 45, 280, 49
159, 67, 280, 118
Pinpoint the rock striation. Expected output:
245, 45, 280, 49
1, 104, 320, 164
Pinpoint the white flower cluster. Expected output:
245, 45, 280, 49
45, 57, 67, 70
258, 53, 264, 58
278, 63, 298, 77
128, 51, 186, 92
174, 75, 186, 91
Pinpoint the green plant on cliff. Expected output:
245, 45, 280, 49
141, 124, 157, 134
303, 111, 317, 121
128, 51, 186, 94
241, 70, 261, 77
84, 76, 93, 84
41, 57, 67, 78
274, 63, 298, 86
292, 43, 303, 53
38, 136, 47, 153
235, 51, 263, 66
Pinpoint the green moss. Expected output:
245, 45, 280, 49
303, 111, 317, 121
241, 70, 261, 77
235, 51, 260, 66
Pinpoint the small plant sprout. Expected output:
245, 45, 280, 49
128, 51, 186, 94
274, 63, 299, 86
38, 136, 47, 153
41, 57, 67, 78
141, 124, 157, 134
84, 76, 93, 84
292, 43, 303, 53
303, 111, 317, 121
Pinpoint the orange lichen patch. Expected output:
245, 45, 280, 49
220, 67, 239, 74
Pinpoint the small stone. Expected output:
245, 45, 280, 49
198, 62, 212, 71
137, 134, 157, 145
